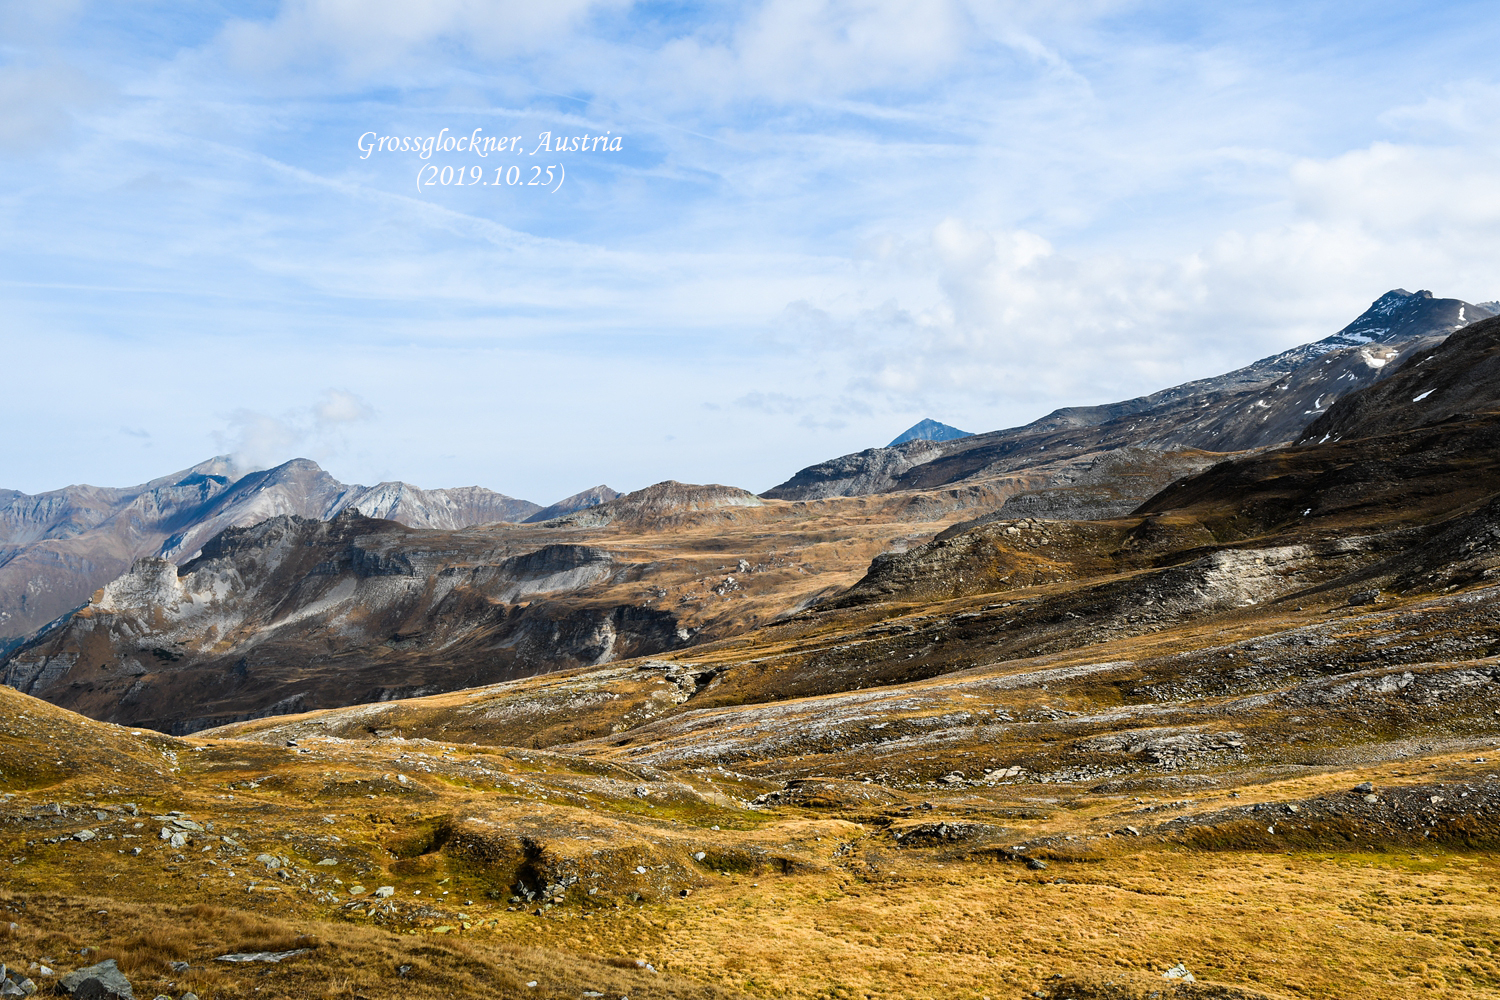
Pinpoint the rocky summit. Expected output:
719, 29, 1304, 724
6, 294, 1500, 999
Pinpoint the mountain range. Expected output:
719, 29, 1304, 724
8, 288, 1500, 999
764, 289, 1492, 510
0, 460, 617, 649
4, 287, 1498, 732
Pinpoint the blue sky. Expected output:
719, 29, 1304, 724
3, 1, 1500, 503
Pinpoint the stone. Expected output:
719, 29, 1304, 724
73, 831, 96, 842
57, 958, 135, 999
167, 962, 189, 973
316, 858, 337, 866
168, 833, 187, 849
1025, 858, 1047, 871
1363, 794, 1380, 804
1353, 782, 1374, 793
693, 852, 706, 861
215, 949, 310, 964
181, 994, 197, 1000
1162, 962, 1196, 982
373, 886, 395, 898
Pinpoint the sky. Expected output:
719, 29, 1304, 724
3, 1, 1500, 503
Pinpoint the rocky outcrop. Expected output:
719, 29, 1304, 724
0, 512, 688, 733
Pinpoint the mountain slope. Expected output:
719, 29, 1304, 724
888, 418, 972, 446
0, 458, 540, 643
522, 484, 622, 523
1299, 313, 1500, 444
0, 479, 1007, 733
764, 290, 1492, 504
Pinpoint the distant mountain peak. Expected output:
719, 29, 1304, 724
888, 419, 973, 447
523, 485, 622, 524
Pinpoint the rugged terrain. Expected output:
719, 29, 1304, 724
0, 458, 580, 649
7, 301, 1500, 998
765, 290, 1492, 512
0, 480, 1010, 733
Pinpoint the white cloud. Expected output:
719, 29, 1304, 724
214, 390, 376, 473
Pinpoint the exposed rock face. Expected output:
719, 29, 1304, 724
341, 482, 540, 531
759, 441, 948, 500
764, 290, 1494, 501
1300, 313, 1500, 444
544, 481, 765, 528
0, 457, 540, 643
523, 485, 622, 523
1, 511, 686, 733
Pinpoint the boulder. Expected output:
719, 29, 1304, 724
57, 959, 134, 1000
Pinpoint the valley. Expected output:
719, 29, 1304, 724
5, 293, 1500, 998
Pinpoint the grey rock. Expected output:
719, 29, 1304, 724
215, 949, 310, 964
1025, 858, 1048, 871
73, 830, 96, 842
1353, 781, 1374, 793
57, 959, 134, 999
1349, 588, 1381, 606
1162, 962, 1196, 982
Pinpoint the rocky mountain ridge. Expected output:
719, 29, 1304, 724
0, 458, 553, 645
0, 478, 1002, 733
765, 289, 1492, 508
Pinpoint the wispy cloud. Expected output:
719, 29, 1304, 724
1, 1, 1498, 498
